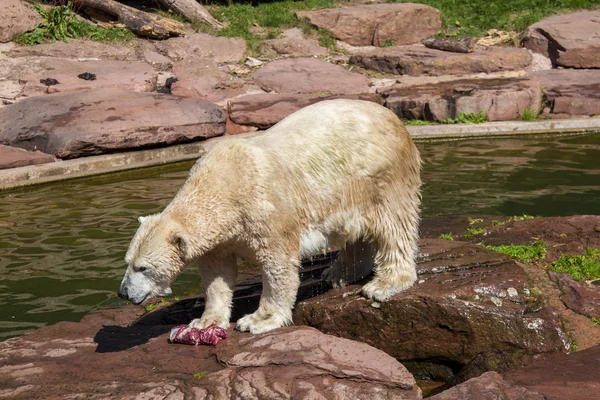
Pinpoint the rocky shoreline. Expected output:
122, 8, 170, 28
1, 1, 599, 171
1, 215, 599, 399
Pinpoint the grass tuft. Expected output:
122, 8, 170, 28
550, 248, 600, 282
518, 106, 540, 121
441, 111, 488, 124
439, 233, 454, 240
485, 240, 547, 262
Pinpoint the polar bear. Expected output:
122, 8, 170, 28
118, 99, 422, 334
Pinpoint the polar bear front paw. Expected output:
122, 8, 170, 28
189, 313, 229, 330
362, 275, 415, 302
235, 311, 290, 334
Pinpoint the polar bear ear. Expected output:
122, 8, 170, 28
138, 216, 148, 224
171, 231, 192, 261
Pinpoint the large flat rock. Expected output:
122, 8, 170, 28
1, 0, 43, 43
297, 4, 441, 47
229, 92, 384, 129
154, 32, 247, 63
0, 144, 54, 169
7, 38, 145, 61
350, 46, 532, 76
381, 76, 542, 121
430, 372, 544, 400
260, 28, 328, 57
21, 58, 157, 97
294, 239, 568, 384
504, 345, 600, 400
533, 69, 600, 117
0, 88, 225, 159
522, 10, 600, 68
0, 306, 421, 399
252, 58, 370, 95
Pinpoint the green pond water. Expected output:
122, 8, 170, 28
1, 132, 599, 340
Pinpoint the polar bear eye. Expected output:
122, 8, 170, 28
137, 266, 147, 272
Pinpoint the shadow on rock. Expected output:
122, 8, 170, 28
94, 324, 172, 353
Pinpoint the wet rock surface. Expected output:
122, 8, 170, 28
1, 0, 43, 43
430, 371, 544, 400
294, 239, 568, 384
297, 4, 441, 47
381, 76, 542, 122
534, 69, 600, 117
0, 88, 226, 159
522, 10, 600, 68
0, 307, 421, 399
252, 58, 370, 95
350, 46, 533, 76
0, 144, 54, 169
503, 345, 600, 400
228, 92, 384, 129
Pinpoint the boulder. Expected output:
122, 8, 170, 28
548, 272, 600, 319
521, 10, 600, 68
534, 69, 600, 117
504, 345, 600, 400
0, 79, 22, 107
252, 58, 370, 95
294, 239, 568, 384
0, 145, 54, 169
154, 32, 247, 63
228, 93, 384, 129
381, 76, 542, 121
20, 58, 157, 97
297, 4, 441, 47
1, 0, 43, 43
7, 38, 144, 61
171, 58, 259, 103
430, 372, 544, 400
0, 306, 421, 399
260, 28, 328, 57
0, 88, 225, 159
350, 46, 532, 76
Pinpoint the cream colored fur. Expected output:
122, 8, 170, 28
119, 99, 422, 334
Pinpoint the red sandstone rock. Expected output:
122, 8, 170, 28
547, 272, 600, 319
261, 28, 328, 57
297, 4, 441, 47
430, 372, 544, 400
0, 145, 54, 169
0, 88, 225, 159
1, 0, 43, 43
350, 46, 532, 76
534, 69, 600, 117
521, 10, 600, 68
154, 32, 247, 63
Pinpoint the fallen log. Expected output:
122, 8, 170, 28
422, 37, 477, 53
79, 0, 185, 39
157, 0, 224, 30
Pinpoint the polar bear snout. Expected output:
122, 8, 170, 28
117, 284, 129, 300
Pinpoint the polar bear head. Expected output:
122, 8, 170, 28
118, 213, 191, 305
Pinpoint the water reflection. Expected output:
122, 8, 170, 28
0, 133, 598, 339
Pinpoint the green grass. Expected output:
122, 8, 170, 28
518, 106, 540, 121
485, 240, 547, 262
464, 226, 485, 238
381, 39, 396, 47
194, 371, 208, 379
592, 317, 600, 326
439, 233, 454, 240
209, 0, 343, 54
387, 0, 600, 38
16, 2, 134, 45
550, 248, 600, 281
441, 111, 488, 124
403, 119, 432, 126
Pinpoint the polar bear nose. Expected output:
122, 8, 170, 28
118, 285, 129, 300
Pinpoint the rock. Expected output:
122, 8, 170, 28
431, 371, 544, 399
154, 32, 247, 63
229, 93, 384, 129
0, 55, 52, 81
0, 79, 22, 107
0, 306, 421, 399
0, 88, 225, 159
261, 27, 327, 57
350, 46, 532, 76
297, 4, 441, 47
253, 58, 370, 95
534, 69, 600, 117
1, 0, 44, 43
0, 145, 54, 169
171, 58, 260, 103
294, 239, 567, 384
20, 58, 157, 97
547, 272, 600, 319
244, 56, 263, 67
203, 326, 422, 399
504, 345, 600, 400
521, 10, 600, 68
381, 76, 542, 122
7, 38, 144, 61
